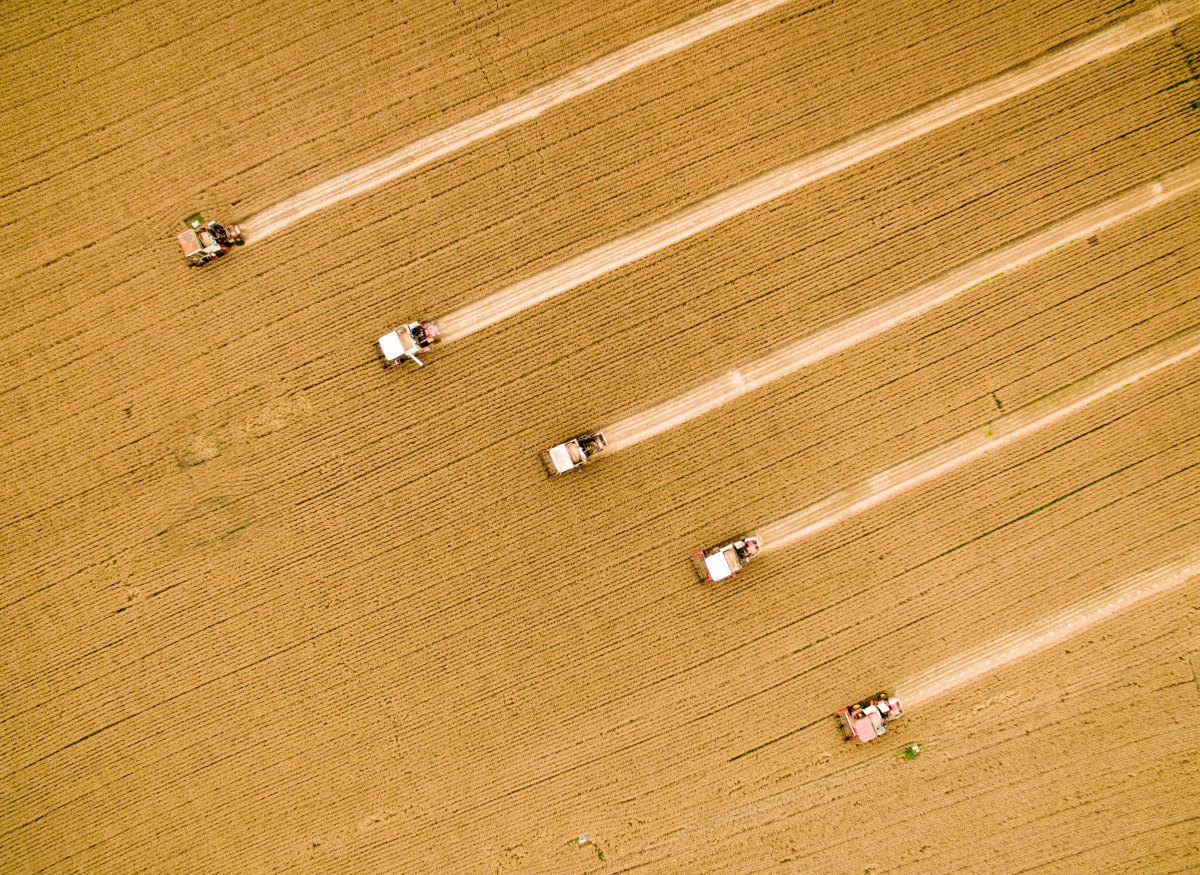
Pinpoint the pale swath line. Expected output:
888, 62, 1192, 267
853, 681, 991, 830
601, 159, 1200, 452
239, 0, 794, 242
753, 324, 1200, 553
897, 548, 1200, 706
598, 548, 1200, 871
435, 3, 1193, 343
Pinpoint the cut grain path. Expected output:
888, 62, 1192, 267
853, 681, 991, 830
898, 547, 1200, 705
434, 2, 1194, 343
239, 0, 797, 242
601, 158, 1200, 451
753, 323, 1200, 552
3, 0, 1199, 871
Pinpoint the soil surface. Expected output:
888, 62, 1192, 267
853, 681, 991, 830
3, 0, 1199, 872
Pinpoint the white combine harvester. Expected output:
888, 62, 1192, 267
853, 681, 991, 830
541, 432, 607, 475
379, 321, 441, 368
691, 537, 761, 581
177, 212, 243, 267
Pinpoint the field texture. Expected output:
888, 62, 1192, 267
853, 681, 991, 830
3, 0, 1199, 872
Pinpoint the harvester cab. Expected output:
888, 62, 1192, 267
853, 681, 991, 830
542, 432, 607, 475
379, 321, 441, 368
177, 213, 243, 266
691, 537, 761, 581
837, 695, 904, 743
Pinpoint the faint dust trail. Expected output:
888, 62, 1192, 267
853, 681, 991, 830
601, 159, 1200, 451
596, 549, 1200, 874
436, 3, 1192, 343
753, 324, 1200, 553
897, 549, 1200, 706
239, 0, 795, 241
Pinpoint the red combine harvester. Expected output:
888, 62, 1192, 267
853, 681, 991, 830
837, 694, 904, 743
378, 321, 441, 368
177, 213, 243, 266
691, 537, 761, 582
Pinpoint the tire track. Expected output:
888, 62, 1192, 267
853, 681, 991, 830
434, 2, 1195, 343
897, 547, 1200, 706
238, 0, 800, 242
752, 323, 1200, 553
600, 158, 1200, 452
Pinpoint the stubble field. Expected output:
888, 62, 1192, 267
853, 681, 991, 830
2, 0, 1199, 872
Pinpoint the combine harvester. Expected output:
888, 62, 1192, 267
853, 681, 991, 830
691, 537, 761, 581
541, 432, 607, 475
378, 321, 441, 368
837, 694, 904, 743
176, 213, 243, 266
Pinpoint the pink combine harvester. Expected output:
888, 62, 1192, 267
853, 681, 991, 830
837, 694, 904, 743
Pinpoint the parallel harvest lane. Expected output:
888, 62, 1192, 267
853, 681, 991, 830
7, 0, 1142, 321
4, 222, 1195, 624
238, 0, 803, 241
434, 85, 1190, 348
512, 133, 1198, 404
568, 251, 1200, 550
65, 8, 1132, 345
826, 452, 1200, 684
545, 397, 1200, 696
0, 0, 1041, 307
0, 0, 962, 341
14, 439, 1185, 801
2, 5, 1180, 410
897, 547, 1200, 706
599, 159, 1200, 452
7, 246, 1190, 633
2, 271, 1171, 614
4, 6, 1195, 686
848, 435, 1200, 603
15, 0, 1200, 869
7, 357, 1190, 811
225, 0, 1104, 247
4, 114, 1190, 535
752, 323, 1200, 552
433, 3, 1197, 342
